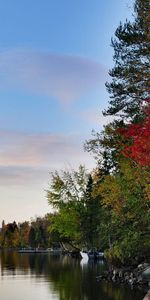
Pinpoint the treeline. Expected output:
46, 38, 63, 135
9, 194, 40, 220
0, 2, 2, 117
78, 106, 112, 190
0, 215, 59, 249
47, 0, 150, 264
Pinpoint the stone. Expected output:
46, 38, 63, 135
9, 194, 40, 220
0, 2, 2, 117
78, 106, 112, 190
143, 290, 150, 300
143, 268, 150, 277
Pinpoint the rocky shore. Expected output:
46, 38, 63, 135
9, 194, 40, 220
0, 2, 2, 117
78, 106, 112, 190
143, 290, 150, 300
96, 263, 150, 298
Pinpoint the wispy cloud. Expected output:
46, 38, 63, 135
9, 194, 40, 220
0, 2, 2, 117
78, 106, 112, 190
80, 108, 114, 126
0, 48, 107, 103
0, 129, 95, 185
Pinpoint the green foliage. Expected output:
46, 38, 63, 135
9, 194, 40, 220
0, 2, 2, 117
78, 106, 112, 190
104, 0, 150, 120
98, 159, 150, 263
50, 208, 81, 242
18, 221, 30, 247
47, 165, 88, 209
47, 166, 88, 242
84, 120, 126, 173
47, 166, 103, 249
81, 174, 102, 248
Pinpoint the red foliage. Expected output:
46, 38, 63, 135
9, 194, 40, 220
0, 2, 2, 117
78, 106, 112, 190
118, 99, 150, 166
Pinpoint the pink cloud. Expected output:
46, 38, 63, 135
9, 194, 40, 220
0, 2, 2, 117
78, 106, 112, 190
0, 129, 95, 185
0, 48, 108, 103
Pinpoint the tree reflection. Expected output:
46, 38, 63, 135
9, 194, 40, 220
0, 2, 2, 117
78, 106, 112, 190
0, 251, 144, 300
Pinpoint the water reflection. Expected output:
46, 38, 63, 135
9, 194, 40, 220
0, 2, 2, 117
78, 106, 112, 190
0, 251, 144, 300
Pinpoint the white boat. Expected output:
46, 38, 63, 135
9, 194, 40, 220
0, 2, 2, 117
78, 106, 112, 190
80, 251, 88, 261
80, 250, 104, 260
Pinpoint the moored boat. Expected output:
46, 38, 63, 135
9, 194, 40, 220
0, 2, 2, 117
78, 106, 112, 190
88, 249, 104, 260
80, 251, 88, 261
80, 249, 104, 261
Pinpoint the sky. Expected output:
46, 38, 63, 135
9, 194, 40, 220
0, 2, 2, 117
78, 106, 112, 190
0, 0, 134, 224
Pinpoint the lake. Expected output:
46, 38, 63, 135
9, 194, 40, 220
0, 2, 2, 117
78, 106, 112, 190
0, 251, 145, 300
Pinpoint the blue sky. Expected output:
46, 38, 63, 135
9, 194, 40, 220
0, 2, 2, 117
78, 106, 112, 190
0, 0, 133, 223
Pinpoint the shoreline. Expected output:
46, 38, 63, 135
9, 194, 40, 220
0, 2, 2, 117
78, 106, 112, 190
96, 262, 150, 298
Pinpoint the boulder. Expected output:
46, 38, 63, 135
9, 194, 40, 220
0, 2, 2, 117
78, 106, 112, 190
142, 267, 150, 278
143, 290, 150, 300
142, 267, 150, 286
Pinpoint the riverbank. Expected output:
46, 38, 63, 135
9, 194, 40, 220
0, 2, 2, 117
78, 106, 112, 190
96, 262, 150, 297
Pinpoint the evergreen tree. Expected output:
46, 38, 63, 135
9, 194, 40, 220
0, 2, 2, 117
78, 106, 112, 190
104, 0, 150, 120
28, 227, 36, 248
85, 0, 150, 172
81, 175, 101, 248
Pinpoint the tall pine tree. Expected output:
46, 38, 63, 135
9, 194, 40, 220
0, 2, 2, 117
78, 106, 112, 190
104, 0, 150, 121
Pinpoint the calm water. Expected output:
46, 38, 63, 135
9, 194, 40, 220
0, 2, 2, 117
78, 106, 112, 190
0, 251, 144, 300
